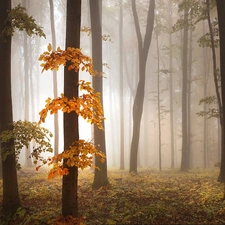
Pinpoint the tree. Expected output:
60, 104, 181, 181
216, 0, 225, 184
168, 0, 175, 169
180, 0, 189, 171
130, 0, 155, 173
62, 0, 81, 216
0, 3, 45, 213
38, 9, 105, 223
90, 0, 109, 189
49, 0, 59, 156
119, 0, 125, 170
0, 0, 20, 213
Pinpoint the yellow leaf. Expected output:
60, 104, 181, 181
47, 43, 52, 52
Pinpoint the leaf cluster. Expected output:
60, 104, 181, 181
197, 96, 220, 119
45, 140, 106, 180
0, 120, 53, 169
38, 44, 106, 180
38, 81, 104, 130
172, 0, 216, 33
0, 4, 46, 41
197, 19, 219, 48
39, 44, 96, 75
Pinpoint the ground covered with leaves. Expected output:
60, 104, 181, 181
0, 168, 225, 224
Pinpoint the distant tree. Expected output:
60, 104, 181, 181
49, 0, 59, 156
90, 0, 109, 189
119, 0, 125, 170
130, 0, 155, 173
155, 11, 162, 171
180, 0, 189, 172
21, 0, 33, 168
168, 0, 175, 169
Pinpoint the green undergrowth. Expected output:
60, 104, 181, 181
0, 168, 225, 224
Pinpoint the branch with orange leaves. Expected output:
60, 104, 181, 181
39, 43, 98, 76
39, 140, 106, 180
38, 80, 105, 130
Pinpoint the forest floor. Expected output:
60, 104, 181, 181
0, 167, 225, 225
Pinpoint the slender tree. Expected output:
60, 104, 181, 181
130, 0, 155, 173
168, 0, 175, 169
90, 0, 109, 189
155, 12, 162, 171
49, 0, 59, 156
180, 1, 189, 171
119, 0, 125, 170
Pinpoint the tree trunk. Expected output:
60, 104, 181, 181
62, 0, 81, 217
216, 0, 225, 184
187, 22, 192, 168
202, 21, 209, 168
155, 17, 162, 171
180, 3, 189, 172
49, 0, 59, 156
119, 0, 125, 170
168, 0, 175, 169
0, 0, 21, 213
130, 0, 155, 173
90, 0, 109, 189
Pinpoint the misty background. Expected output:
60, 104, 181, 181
11, 0, 219, 170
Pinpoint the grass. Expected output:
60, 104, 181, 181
0, 168, 225, 224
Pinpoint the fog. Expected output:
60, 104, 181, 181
11, 0, 219, 170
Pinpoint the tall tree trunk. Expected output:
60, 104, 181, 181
0, 0, 21, 213
155, 15, 162, 171
187, 23, 193, 168
22, 0, 33, 167
130, 0, 155, 173
62, 0, 81, 217
180, 3, 189, 172
90, 0, 109, 189
202, 21, 209, 168
119, 0, 125, 170
49, 0, 59, 156
216, 0, 225, 184
207, 0, 223, 180
168, 0, 175, 169
23, 32, 33, 167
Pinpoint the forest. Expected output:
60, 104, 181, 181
1, 0, 225, 224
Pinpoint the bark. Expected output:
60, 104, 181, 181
216, 0, 225, 183
62, 0, 81, 216
130, 0, 155, 173
90, 0, 109, 189
0, 0, 21, 213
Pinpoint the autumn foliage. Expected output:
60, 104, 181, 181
39, 43, 96, 75
38, 44, 105, 179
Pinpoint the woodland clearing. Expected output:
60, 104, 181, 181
0, 168, 225, 224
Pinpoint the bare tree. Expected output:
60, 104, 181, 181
90, 0, 109, 189
130, 0, 155, 173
